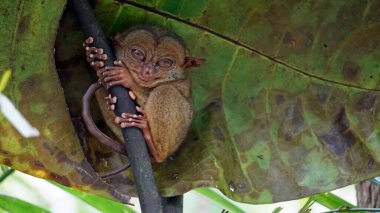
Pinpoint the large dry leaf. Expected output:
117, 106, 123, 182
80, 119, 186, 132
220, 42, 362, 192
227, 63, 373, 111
1, 0, 380, 204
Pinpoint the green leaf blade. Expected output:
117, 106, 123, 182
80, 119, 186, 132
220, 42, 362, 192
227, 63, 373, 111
0, 195, 50, 213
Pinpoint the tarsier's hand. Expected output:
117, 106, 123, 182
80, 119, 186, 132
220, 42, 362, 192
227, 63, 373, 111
83, 37, 108, 70
97, 61, 131, 89
83, 37, 132, 89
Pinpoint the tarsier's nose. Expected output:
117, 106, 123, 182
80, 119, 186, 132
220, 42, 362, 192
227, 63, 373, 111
142, 63, 154, 75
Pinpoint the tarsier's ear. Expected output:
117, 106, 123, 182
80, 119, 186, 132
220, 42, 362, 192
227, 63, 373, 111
183, 57, 206, 69
113, 32, 123, 48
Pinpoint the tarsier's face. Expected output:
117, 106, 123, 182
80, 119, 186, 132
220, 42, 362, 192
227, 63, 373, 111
115, 28, 188, 88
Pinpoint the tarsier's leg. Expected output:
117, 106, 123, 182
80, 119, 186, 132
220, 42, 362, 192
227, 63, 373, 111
144, 85, 193, 162
111, 93, 159, 161
114, 106, 160, 162
113, 85, 192, 162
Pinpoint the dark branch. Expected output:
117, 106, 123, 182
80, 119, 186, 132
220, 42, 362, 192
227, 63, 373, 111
71, 0, 162, 211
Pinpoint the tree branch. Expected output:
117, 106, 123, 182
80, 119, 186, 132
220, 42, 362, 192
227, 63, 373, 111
71, 0, 162, 212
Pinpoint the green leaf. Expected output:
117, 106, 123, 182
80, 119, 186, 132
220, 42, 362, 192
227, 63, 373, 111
272, 207, 283, 213
0, 195, 50, 213
313, 193, 355, 209
0, 0, 131, 203
324, 208, 380, 213
0, 69, 11, 92
195, 188, 245, 213
298, 198, 314, 213
0, 168, 14, 183
52, 182, 136, 213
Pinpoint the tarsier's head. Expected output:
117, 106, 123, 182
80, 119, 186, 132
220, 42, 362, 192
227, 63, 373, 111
114, 25, 205, 88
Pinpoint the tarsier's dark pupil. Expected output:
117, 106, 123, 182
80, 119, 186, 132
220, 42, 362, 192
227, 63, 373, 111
131, 48, 145, 61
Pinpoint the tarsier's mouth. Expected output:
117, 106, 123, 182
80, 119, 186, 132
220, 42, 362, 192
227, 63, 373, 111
137, 73, 153, 82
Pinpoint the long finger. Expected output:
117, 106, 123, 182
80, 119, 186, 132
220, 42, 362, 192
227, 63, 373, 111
86, 37, 93, 44
114, 60, 127, 68
115, 116, 146, 124
104, 80, 124, 89
102, 69, 123, 77
136, 106, 146, 115
90, 61, 104, 70
121, 113, 144, 119
82, 37, 93, 48
129, 91, 136, 100
120, 122, 147, 129
104, 75, 123, 83
86, 47, 104, 55
104, 94, 117, 104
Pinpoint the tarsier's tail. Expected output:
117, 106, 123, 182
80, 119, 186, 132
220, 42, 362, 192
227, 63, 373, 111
81, 82, 130, 178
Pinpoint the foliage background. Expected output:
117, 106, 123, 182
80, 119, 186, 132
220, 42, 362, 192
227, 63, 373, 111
0, 0, 379, 207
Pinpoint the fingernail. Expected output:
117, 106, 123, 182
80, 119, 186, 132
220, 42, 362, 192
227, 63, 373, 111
122, 113, 127, 118
112, 97, 117, 103
89, 54, 94, 58
110, 105, 115, 110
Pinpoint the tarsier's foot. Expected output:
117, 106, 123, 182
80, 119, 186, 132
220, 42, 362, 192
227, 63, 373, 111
114, 106, 152, 140
105, 94, 117, 111
109, 92, 157, 161
105, 91, 136, 111
108, 90, 147, 130
115, 108, 147, 129
83, 37, 108, 70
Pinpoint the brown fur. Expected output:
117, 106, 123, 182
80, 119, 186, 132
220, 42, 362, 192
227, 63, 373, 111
97, 25, 203, 162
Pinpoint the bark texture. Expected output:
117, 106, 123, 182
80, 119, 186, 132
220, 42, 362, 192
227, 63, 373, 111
356, 180, 380, 207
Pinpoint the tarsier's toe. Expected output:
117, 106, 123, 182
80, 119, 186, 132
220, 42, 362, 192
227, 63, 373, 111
115, 113, 147, 129
86, 37, 93, 44
105, 94, 117, 111
128, 91, 136, 100
90, 61, 104, 69
113, 60, 126, 67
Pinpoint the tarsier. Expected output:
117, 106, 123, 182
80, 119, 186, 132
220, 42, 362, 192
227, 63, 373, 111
84, 25, 205, 162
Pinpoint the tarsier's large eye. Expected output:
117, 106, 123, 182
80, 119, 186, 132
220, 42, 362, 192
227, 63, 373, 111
131, 48, 145, 61
157, 58, 174, 69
